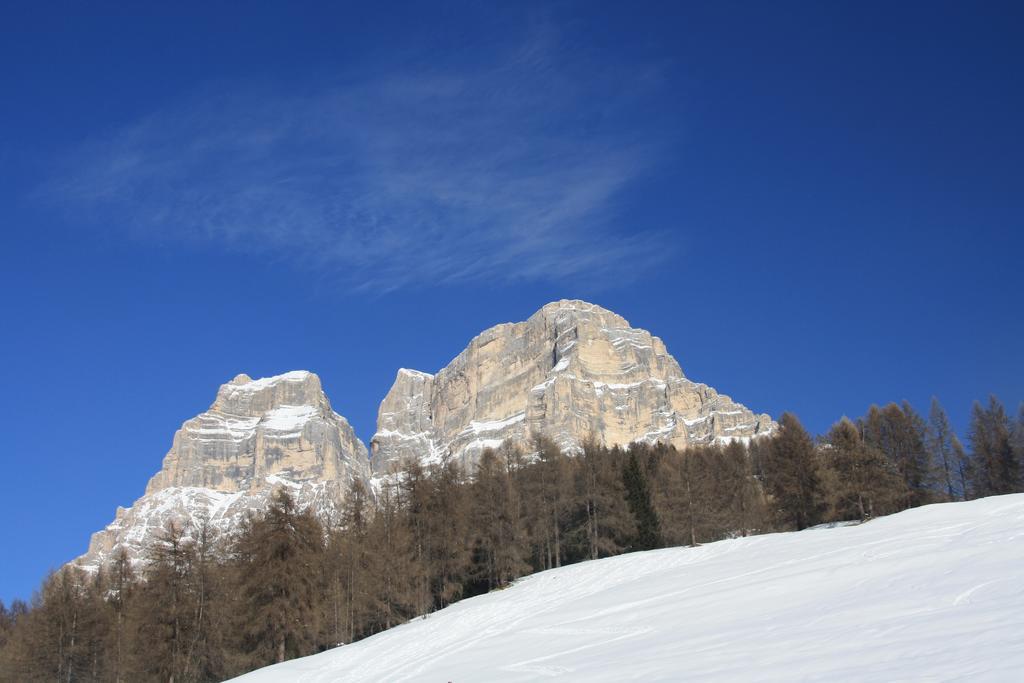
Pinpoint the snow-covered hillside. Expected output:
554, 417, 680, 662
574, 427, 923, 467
233, 495, 1024, 682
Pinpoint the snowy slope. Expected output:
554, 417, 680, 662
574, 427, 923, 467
232, 495, 1024, 682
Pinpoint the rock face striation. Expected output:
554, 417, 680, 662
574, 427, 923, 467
80, 371, 369, 569
78, 300, 775, 569
371, 300, 775, 473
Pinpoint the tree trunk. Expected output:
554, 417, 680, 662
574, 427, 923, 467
685, 477, 697, 546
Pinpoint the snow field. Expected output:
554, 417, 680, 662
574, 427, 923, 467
233, 494, 1024, 682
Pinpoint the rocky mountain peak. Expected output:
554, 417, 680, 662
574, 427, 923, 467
370, 300, 774, 473
537, 298, 629, 325
78, 301, 774, 570
144, 370, 357, 495
80, 370, 370, 569
210, 369, 325, 416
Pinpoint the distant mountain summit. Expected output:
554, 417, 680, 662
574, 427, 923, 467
371, 300, 774, 472
78, 300, 774, 568
79, 371, 370, 568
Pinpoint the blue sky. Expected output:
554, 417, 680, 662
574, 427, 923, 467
1, 1, 1021, 605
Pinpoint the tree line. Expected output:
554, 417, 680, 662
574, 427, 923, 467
1, 395, 1021, 681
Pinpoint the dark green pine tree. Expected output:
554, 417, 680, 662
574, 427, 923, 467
621, 450, 663, 551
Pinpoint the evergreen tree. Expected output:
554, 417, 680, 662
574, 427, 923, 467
0, 599, 28, 676
646, 442, 695, 547
1012, 403, 1024, 484
654, 443, 709, 546
79, 567, 115, 681
701, 441, 768, 538
862, 403, 935, 507
184, 515, 230, 681
370, 477, 422, 631
325, 478, 381, 646
469, 446, 530, 591
621, 450, 663, 550
9, 567, 96, 682
396, 456, 474, 612
522, 437, 572, 569
824, 417, 904, 521
423, 458, 472, 610
10, 392, 1020, 681
396, 458, 435, 616
124, 521, 196, 682
968, 396, 1020, 496
573, 439, 632, 560
763, 413, 825, 530
106, 548, 135, 683
927, 397, 960, 500
0, 600, 9, 653
233, 489, 325, 666
951, 433, 972, 500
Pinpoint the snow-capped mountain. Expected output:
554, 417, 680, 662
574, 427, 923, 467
79, 371, 369, 568
370, 300, 774, 473
78, 300, 773, 568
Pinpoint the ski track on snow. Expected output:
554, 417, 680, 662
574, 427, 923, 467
232, 495, 1024, 682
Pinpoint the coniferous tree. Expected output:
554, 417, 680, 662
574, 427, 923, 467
233, 489, 325, 666
324, 478, 381, 646
11, 392, 1021, 681
950, 433, 972, 500
0, 599, 28, 676
1014, 403, 1024, 468
470, 446, 530, 591
621, 450, 663, 550
573, 439, 632, 560
0, 600, 10, 653
184, 515, 229, 681
646, 441, 764, 546
12, 567, 93, 682
124, 521, 195, 682
79, 567, 114, 681
396, 456, 473, 613
646, 442, 696, 547
522, 436, 572, 569
717, 440, 768, 535
370, 477, 422, 631
763, 413, 826, 530
667, 444, 704, 545
968, 396, 1020, 496
422, 458, 472, 610
106, 548, 135, 683
824, 417, 904, 521
862, 403, 935, 507
396, 458, 435, 616
927, 398, 960, 500
669, 441, 766, 541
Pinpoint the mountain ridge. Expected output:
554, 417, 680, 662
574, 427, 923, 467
76, 299, 775, 568
370, 299, 774, 472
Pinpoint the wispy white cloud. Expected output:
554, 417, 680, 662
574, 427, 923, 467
47, 30, 673, 291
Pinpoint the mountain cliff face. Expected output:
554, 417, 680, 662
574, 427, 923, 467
78, 300, 774, 568
80, 371, 369, 568
370, 300, 774, 473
